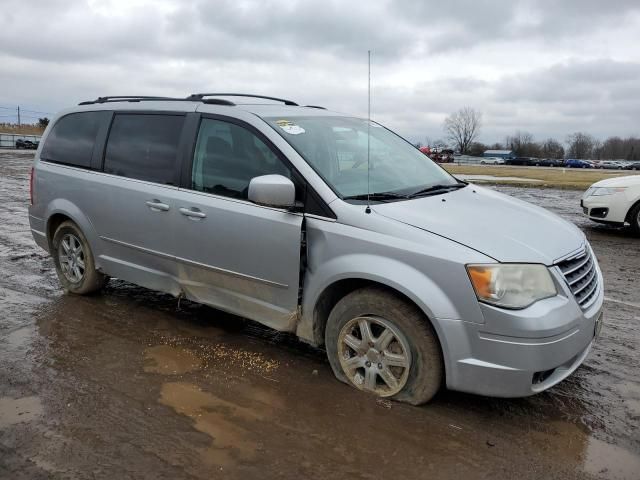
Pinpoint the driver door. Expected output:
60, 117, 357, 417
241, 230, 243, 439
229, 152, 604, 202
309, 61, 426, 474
173, 116, 303, 331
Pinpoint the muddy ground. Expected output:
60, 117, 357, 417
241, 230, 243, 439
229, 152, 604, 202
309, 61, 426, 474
1, 152, 639, 480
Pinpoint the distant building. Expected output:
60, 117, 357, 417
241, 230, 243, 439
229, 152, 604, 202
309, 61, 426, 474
483, 149, 515, 159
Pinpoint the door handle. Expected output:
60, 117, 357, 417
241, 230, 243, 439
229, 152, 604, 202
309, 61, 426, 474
179, 207, 206, 219
146, 199, 170, 212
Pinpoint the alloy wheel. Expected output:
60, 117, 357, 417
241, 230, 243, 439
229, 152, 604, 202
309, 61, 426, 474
58, 233, 86, 283
337, 316, 411, 397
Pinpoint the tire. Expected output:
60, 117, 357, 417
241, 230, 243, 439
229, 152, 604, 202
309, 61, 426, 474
325, 287, 443, 405
51, 220, 107, 294
628, 202, 640, 236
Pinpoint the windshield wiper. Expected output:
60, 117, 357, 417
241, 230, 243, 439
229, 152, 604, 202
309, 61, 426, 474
407, 183, 466, 198
342, 191, 410, 202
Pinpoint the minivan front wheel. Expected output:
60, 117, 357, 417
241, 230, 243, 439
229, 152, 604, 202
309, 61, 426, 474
325, 287, 443, 405
52, 220, 107, 294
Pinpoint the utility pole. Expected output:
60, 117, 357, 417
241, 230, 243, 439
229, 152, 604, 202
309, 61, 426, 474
17, 106, 20, 126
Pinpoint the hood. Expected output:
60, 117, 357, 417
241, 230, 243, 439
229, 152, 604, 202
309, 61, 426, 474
373, 185, 584, 264
591, 175, 640, 188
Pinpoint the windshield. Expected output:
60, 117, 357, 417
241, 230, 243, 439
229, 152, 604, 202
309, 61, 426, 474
265, 116, 458, 200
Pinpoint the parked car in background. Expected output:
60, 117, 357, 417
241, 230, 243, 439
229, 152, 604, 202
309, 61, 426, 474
625, 161, 640, 171
29, 93, 603, 404
480, 157, 505, 165
505, 157, 533, 166
418, 146, 453, 163
565, 159, 593, 168
598, 160, 625, 170
16, 139, 39, 150
534, 158, 563, 167
582, 175, 640, 234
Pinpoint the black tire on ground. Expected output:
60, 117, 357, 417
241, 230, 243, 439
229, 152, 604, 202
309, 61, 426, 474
51, 220, 108, 295
325, 286, 443, 405
627, 202, 640, 236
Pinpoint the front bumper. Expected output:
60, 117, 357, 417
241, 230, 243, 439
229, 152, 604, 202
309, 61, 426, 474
581, 194, 628, 224
439, 264, 604, 397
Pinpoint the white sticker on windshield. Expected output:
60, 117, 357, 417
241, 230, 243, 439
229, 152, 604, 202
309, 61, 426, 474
276, 119, 305, 135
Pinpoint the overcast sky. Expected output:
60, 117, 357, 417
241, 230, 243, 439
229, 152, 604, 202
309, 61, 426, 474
1, 0, 639, 145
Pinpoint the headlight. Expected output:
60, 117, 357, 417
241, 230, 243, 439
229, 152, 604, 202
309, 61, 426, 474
466, 264, 557, 309
590, 187, 627, 196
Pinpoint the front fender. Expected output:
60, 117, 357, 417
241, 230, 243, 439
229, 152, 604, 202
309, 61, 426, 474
302, 253, 461, 328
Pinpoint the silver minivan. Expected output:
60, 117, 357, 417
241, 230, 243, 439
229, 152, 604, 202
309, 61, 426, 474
29, 94, 604, 404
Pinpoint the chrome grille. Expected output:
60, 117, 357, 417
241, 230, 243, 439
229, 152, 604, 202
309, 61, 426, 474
556, 247, 599, 309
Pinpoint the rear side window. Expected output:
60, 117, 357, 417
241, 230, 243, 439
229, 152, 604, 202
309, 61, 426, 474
41, 111, 107, 168
104, 114, 184, 185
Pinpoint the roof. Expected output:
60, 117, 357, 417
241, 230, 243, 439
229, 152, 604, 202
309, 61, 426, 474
73, 94, 352, 120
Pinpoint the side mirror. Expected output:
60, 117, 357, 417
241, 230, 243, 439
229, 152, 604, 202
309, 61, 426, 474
248, 174, 296, 208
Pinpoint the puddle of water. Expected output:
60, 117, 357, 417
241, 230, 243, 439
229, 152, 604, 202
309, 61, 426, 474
532, 420, 640, 479
0, 396, 42, 428
159, 382, 268, 467
583, 436, 640, 479
144, 345, 203, 375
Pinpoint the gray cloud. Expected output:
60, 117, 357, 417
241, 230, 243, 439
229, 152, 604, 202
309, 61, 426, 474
1, 0, 639, 145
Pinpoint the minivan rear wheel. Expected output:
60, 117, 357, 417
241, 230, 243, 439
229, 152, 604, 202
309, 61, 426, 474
325, 287, 443, 405
52, 220, 107, 294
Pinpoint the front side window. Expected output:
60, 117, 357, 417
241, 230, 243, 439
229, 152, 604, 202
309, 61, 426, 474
265, 116, 458, 200
104, 114, 184, 185
191, 118, 290, 199
41, 111, 108, 168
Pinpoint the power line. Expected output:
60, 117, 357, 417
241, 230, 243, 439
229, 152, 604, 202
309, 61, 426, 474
0, 105, 53, 115
21, 109, 52, 115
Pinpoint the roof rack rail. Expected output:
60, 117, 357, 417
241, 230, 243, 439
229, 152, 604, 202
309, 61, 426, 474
305, 105, 326, 109
186, 93, 299, 106
78, 96, 180, 105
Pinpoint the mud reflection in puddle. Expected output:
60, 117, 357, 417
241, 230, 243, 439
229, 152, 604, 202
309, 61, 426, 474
584, 436, 640, 479
144, 345, 203, 375
0, 396, 42, 428
159, 382, 274, 467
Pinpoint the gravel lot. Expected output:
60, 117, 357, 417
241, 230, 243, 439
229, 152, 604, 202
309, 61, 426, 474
1, 152, 639, 479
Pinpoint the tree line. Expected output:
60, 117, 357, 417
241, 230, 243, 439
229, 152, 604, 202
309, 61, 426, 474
438, 107, 640, 160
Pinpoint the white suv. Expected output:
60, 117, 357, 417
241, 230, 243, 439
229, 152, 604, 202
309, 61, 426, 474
582, 175, 640, 234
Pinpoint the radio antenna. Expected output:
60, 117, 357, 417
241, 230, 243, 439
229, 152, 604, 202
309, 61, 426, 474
365, 50, 372, 214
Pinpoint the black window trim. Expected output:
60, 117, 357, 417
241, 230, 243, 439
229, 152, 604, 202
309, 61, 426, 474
180, 112, 336, 219
100, 110, 188, 187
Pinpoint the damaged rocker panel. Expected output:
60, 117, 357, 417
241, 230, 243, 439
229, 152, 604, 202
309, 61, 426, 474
99, 235, 289, 289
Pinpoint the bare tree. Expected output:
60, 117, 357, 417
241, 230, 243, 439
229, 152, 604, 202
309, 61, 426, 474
566, 132, 595, 159
539, 138, 565, 159
505, 131, 536, 157
443, 107, 481, 154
